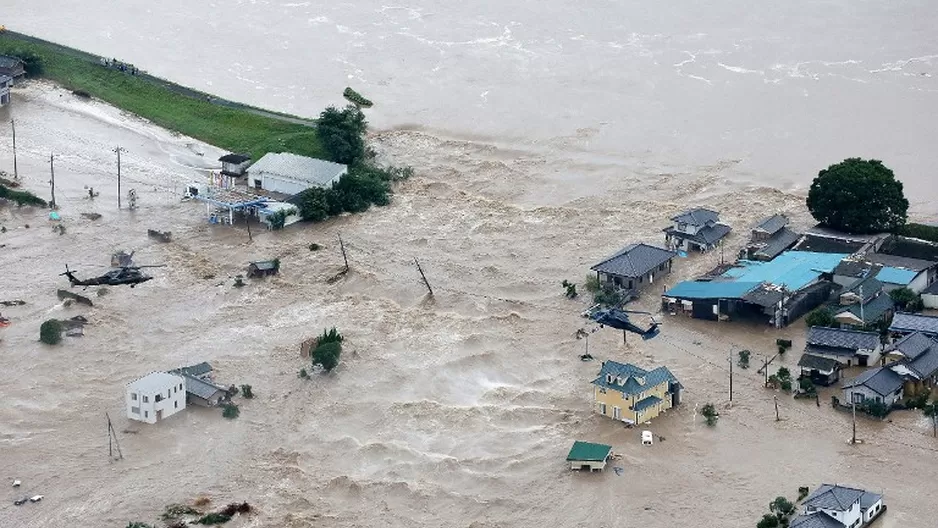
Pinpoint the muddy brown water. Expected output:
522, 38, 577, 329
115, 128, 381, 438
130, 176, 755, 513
0, 82, 932, 527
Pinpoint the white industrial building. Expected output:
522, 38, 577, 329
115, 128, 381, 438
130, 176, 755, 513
126, 372, 187, 424
247, 152, 347, 196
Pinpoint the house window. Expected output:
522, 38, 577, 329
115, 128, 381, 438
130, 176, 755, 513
174, 401, 178, 409
131, 406, 140, 414
155, 394, 163, 403
131, 393, 137, 401
598, 402, 607, 415
144, 411, 149, 418
142, 395, 149, 403
852, 393, 865, 404
613, 407, 621, 420
180, 383, 183, 390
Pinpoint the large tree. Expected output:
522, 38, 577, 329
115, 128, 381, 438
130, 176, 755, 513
807, 158, 908, 234
316, 105, 367, 165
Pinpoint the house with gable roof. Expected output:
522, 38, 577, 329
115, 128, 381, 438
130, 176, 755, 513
804, 326, 882, 368
791, 484, 884, 528
663, 207, 731, 252
590, 243, 676, 293
591, 360, 682, 425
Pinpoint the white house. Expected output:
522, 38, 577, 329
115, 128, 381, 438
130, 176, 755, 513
792, 484, 884, 528
0, 74, 12, 107
126, 372, 187, 424
257, 201, 301, 229
247, 152, 347, 196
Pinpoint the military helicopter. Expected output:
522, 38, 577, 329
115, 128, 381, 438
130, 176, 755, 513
60, 264, 165, 288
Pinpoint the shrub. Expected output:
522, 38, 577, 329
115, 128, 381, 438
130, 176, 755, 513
0, 184, 47, 207
863, 400, 889, 418
799, 377, 816, 394
701, 403, 719, 426
298, 368, 309, 379
757, 513, 780, 528
738, 350, 751, 369
767, 374, 780, 389
7, 49, 43, 76
196, 513, 232, 525
593, 285, 623, 307
309, 243, 321, 251
222, 403, 240, 419
312, 341, 342, 372
317, 327, 344, 346
126, 523, 155, 528
227, 384, 239, 397
584, 274, 601, 294
770, 497, 796, 518
343, 86, 373, 108
778, 345, 786, 355
240, 384, 254, 399
797, 486, 810, 501
162, 504, 200, 520
561, 280, 578, 299
780, 379, 793, 393
777, 367, 791, 381
899, 222, 938, 243
805, 307, 835, 328
39, 319, 63, 345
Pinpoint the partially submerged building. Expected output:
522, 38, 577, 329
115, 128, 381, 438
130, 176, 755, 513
889, 312, 938, 339
566, 441, 613, 472
792, 484, 884, 528
218, 153, 251, 177
0, 74, 11, 107
830, 275, 894, 329
169, 363, 229, 407
126, 372, 186, 424
592, 361, 682, 425
741, 214, 801, 262
248, 152, 347, 195
842, 366, 904, 408
663, 251, 846, 327
663, 208, 731, 252
804, 327, 882, 368
590, 243, 676, 293
0, 55, 25, 82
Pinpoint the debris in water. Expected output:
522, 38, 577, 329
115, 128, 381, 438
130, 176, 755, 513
0, 300, 26, 306
57, 289, 93, 307
12, 479, 21, 487
147, 229, 172, 243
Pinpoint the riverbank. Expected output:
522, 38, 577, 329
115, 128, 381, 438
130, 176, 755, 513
0, 30, 324, 161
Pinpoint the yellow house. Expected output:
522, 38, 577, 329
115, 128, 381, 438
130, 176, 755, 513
592, 361, 682, 425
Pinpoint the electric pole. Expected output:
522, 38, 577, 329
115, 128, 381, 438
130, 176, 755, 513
774, 395, 780, 421
729, 349, 734, 402
10, 119, 17, 179
851, 397, 857, 444
49, 153, 56, 208
114, 146, 126, 209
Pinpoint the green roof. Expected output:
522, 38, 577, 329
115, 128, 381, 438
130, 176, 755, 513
566, 441, 612, 462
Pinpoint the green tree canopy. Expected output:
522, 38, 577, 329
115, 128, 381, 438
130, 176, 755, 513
39, 319, 63, 345
316, 105, 367, 165
807, 158, 908, 234
313, 341, 342, 372
805, 307, 835, 328
756, 513, 780, 528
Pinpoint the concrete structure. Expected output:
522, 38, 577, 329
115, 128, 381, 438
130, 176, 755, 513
218, 153, 251, 177
0, 74, 11, 106
792, 484, 884, 528
842, 366, 904, 408
592, 361, 681, 425
590, 243, 676, 293
0, 55, 25, 82
248, 152, 347, 196
565, 441, 612, 471
805, 327, 881, 368
922, 280, 938, 309
126, 372, 186, 424
663, 208, 731, 252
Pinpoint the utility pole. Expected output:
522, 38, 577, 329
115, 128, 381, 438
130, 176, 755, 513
774, 395, 780, 421
49, 153, 56, 208
414, 257, 433, 296
763, 356, 769, 387
338, 235, 349, 273
113, 146, 126, 209
851, 397, 857, 444
729, 349, 734, 402
859, 285, 865, 324
10, 119, 17, 179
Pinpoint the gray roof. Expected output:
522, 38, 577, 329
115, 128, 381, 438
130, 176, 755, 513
843, 273, 884, 302
890, 312, 938, 336
842, 366, 904, 396
835, 292, 894, 324
0, 55, 24, 69
671, 208, 720, 226
219, 153, 250, 164
181, 373, 228, 400
797, 353, 841, 372
742, 284, 785, 307
908, 345, 938, 380
0, 74, 11, 85
803, 484, 865, 512
793, 234, 866, 254
591, 243, 676, 279
888, 332, 937, 360
128, 372, 184, 393
249, 152, 347, 187
807, 327, 880, 351
753, 214, 788, 236
790, 513, 844, 528
250, 260, 278, 270
833, 259, 880, 280
923, 281, 938, 295
859, 490, 883, 510
170, 362, 213, 378
591, 361, 679, 397
865, 253, 936, 272
665, 223, 732, 246
753, 228, 801, 260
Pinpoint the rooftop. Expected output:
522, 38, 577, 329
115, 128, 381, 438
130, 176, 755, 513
752, 227, 801, 261
590, 243, 676, 279
665, 280, 762, 300
923, 281, 938, 295
671, 208, 719, 226
170, 362, 213, 378
865, 253, 936, 272
128, 372, 184, 393
793, 234, 866, 254
721, 251, 848, 291
181, 373, 228, 400
806, 326, 880, 351
0, 74, 11, 85
834, 291, 894, 325
591, 361, 679, 397
0, 55, 24, 69
833, 259, 880, 280
250, 260, 278, 270
876, 266, 918, 286
842, 366, 903, 396
802, 484, 874, 513
890, 312, 938, 336
665, 223, 732, 246
219, 153, 251, 164
249, 152, 347, 187
633, 395, 663, 412
753, 214, 788, 235
566, 441, 612, 462
790, 513, 844, 528
193, 187, 269, 209
797, 353, 841, 372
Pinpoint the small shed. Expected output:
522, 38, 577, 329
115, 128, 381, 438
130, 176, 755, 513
219, 153, 251, 177
797, 353, 842, 386
0, 55, 25, 82
247, 260, 280, 278
0, 74, 11, 106
566, 441, 612, 471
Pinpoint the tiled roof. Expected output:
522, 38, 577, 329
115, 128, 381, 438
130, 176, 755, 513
888, 332, 937, 360
667, 224, 732, 246
803, 484, 865, 512
249, 152, 347, 187
890, 312, 938, 335
671, 208, 720, 226
842, 366, 904, 396
843, 274, 884, 302
923, 281, 938, 295
790, 513, 843, 528
859, 490, 882, 510
591, 361, 679, 397
866, 253, 936, 272
797, 353, 841, 372
835, 292, 894, 324
181, 373, 228, 400
833, 259, 879, 280
754, 214, 788, 235
753, 228, 801, 260
591, 243, 676, 279
566, 441, 612, 462
908, 345, 938, 380
170, 362, 213, 378
807, 326, 880, 351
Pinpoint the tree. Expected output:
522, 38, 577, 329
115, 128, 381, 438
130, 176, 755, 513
240, 384, 254, 399
39, 319, 63, 345
561, 280, 578, 299
222, 402, 240, 419
804, 307, 835, 328
890, 287, 923, 312
8, 49, 43, 76
863, 400, 889, 418
797, 487, 810, 501
770, 497, 796, 519
701, 403, 719, 426
312, 341, 342, 372
807, 158, 908, 234
738, 350, 751, 369
757, 513, 780, 528
799, 377, 816, 394
295, 187, 330, 222
316, 105, 367, 165
923, 401, 938, 437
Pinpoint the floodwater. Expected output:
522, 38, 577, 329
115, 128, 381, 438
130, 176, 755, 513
1, 2, 937, 527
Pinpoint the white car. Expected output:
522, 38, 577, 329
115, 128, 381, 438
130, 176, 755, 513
641, 431, 654, 445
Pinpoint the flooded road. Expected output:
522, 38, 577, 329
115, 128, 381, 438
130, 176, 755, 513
0, 83, 935, 527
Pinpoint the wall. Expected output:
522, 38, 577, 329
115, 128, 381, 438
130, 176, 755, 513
843, 383, 901, 408
908, 272, 929, 294
253, 167, 347, 195
864, 499, 883, 522
923, 293, 938, 309
126, 379, 187, 424
593, 380, 673, 424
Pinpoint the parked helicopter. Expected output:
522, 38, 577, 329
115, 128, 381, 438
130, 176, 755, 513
60, 264, 165, 288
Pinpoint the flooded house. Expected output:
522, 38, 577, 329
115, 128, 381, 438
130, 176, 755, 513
663, 207, 731, 252
247, 152, 347, 195
0, 55, 25, 82
169, 363, 229, 407
591, 360, 682, 425
803, 327, 882, 368
590, 243, 676, 294
125, 372, 186, 424
565, 441, 612, 472
889, 312, 938, 339
219, 153, 252, 177
741, 214, 800, 261
0, 74, 11, 107
792, 484, 884, 528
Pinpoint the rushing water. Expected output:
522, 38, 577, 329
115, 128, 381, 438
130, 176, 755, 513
1, 3, 937, 527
